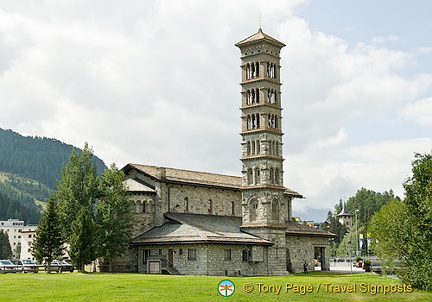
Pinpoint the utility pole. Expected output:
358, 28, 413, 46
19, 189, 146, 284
355, 209, 360, 256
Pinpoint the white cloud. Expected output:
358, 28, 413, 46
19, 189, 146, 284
287, 137, 432, 214
401, 97, 432, 126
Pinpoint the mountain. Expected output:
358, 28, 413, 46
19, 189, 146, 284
0, 128, 107, 224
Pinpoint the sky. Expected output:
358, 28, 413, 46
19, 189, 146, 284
1, 0, 431, 221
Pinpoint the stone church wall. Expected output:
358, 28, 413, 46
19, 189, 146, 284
136, 244, 275, 276
167, 184, 242, 216
285, 235, 330, 273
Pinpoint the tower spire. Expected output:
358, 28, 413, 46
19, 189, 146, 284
258, 12, 263, 30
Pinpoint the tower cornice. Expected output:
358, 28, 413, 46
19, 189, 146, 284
240, 78, 282, 86
240, 129, 284, 136
241, 155, 284, 162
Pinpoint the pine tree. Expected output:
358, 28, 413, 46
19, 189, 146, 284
69, 207, 97, 272
97, 164, 131, 272
56, 143, 99, 241
31, 197, 64, 272
0, 230, 13, 259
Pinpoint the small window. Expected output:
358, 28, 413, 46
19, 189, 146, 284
224, 249, 232, 261
188, 249, 197, 260
208, 200, 213, 214
143, 250, 150, 264
242, 249, 250, 262
184, 197, 189, 212
179, 249, 183, 255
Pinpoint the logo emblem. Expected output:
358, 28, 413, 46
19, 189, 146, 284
218, 279, 235, 297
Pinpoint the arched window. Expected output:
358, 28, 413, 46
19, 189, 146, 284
256, 140, 260, 154
255, 168, 260, 184
256, 113, 260, 128
246, 141, 251, 155
270, 168, 274, 184
255, 88, 260, 103
208, 199, 213, 214
142, 201, 146, 213
242, 249, 249, 261
231, 201, 235, 216
275, 142, 279, 156
247, 168, 253, 185
184, 197, 189, 212
250, 199, 258, 221
251, 141, 256, 155
272, 198, 279, 221
275, 168, 280, 184
133, 201, 139, 213
246, 63, 251, 79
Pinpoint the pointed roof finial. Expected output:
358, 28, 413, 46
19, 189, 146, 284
258, 12, 263, 30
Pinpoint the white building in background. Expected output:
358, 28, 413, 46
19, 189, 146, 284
20, 227, 37, 260
0, 218, 24, 257
0, 218, 38, 259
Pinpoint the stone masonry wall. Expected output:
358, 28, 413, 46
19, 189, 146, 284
285, 236, 330, 273
136, 244, 277, 276
167, 184, 242, 217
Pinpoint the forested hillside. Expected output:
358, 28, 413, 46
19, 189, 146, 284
0, 128, 106, 189
0, 128, 107, 224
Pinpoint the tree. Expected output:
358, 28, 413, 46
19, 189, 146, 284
31, 197, 64, 272
96, 164, 132, 272
56, 143, 99, 241
370, 152, 432, 291
346, 188, 399, 228
0, 230, 13, 259
69, 207, 97, 272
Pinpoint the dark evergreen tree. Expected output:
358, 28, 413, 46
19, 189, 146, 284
0, 230, 13, 259
97, 164, 131, 272
31, 197, 64, 272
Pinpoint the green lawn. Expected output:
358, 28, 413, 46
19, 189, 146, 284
0, 271, 430, 301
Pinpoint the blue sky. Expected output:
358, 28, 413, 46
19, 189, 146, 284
0, 0, 431, 221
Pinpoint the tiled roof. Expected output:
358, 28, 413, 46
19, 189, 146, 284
235, 28, 286, 48
130, 213, 273, 246
124, 163, 303, 198
126, 163, 240, 189
285, 222, 336, 238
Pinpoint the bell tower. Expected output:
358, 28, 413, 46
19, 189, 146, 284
236, 28, 286, 226
236, 28, 288, 275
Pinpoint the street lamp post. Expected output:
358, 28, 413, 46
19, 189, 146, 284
355, 209, 360, 256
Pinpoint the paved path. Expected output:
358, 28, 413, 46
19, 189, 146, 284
314, 261, 365, 274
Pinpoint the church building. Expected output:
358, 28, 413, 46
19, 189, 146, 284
113, 28, 335, 275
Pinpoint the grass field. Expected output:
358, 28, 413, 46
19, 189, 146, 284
0, 271, 430, 301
